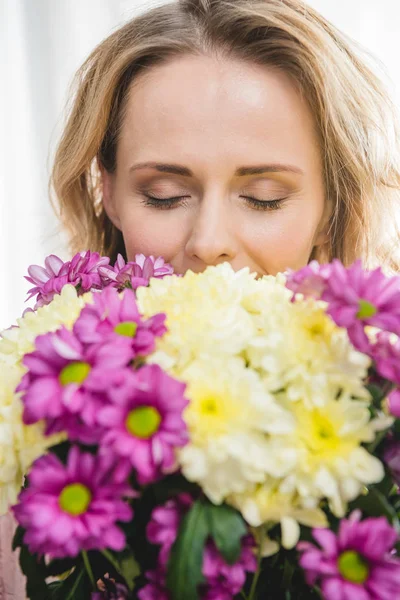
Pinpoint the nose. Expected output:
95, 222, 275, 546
184, 191, 237, 268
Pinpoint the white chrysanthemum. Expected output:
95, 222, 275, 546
0, 360, 64, 514
136, 264, 257, 373
0, 285, 92, 365
175, 356, 295, 504
277, 396, 384, 517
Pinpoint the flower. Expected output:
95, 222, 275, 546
372, 331, 400, 387
384, 439, 400, 488
285, 260, 332, 299
146, 493, 193, 566
297, 512, 400, 600
140, 496, 256, 600
229, 479, 328, 548
176, 356, 295, 504
0, 284, 91, 366
99, 253, 174, 291
73, 287, 167, 358
17, 326, 132, 443
278, 396, 384, 517
25, 251, 110, 309
136, 263, 257, 373
200, 536, 257, 600
0, 360, 64, 514
388, 389, 400, 418
12, 446, 134, 558
287, 260, 400, 355
97, 364, 189, 484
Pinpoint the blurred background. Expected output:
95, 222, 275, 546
1, 0, 400, 329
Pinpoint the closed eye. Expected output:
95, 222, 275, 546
140, 194, 287, 211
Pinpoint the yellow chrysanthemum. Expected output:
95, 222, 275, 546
0, 285, 92, 365
278, 396, 384, 516
176, 356, 295, 504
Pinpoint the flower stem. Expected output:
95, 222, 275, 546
82, 550, 96, 590
247, 529, 264, 600
101, 548, 122, 577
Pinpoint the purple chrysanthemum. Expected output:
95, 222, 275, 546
371, 331, 400, 387
285, 260, 332, 300
146, 493, 193, 566
26, 251, 110, 309
139, 496, 257, 600
298, 511, 400, 600
388, 389, 400, 418
73, 286, 167, 359
384, 439, 400, 488
17, 326, 132, 443
99, 253, 174, 291
97, 365, 189, 484
12, 446, 134, 558
287, 259, 400, 355
200, 536, 257, 600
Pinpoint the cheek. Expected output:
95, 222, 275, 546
241, 205, 322, 274
120, 208, 187, 262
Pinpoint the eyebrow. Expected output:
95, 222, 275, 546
129, 162, 304, 177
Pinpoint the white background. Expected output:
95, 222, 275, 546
1, 0, 400, 329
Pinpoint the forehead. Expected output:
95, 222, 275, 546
117, 55, 320, 172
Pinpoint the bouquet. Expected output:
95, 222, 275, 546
1, 250, 400, 600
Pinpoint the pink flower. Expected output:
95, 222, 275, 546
285, 260, 332, 300
146, 494, 193, 566
384, 439, 400, 488
97, 365, 189, 484
139, 496, 256, 600
200, 537, 257, 600
298, 512, 400, 600
73, 287, 167, 359
99, 253, 174, 291
12, 446, 134, 558
388, 389, 400, 418
287, 260, 400, 355
372, 331, 400, 387
26, 251, 110, 309
17, 326, 132, 443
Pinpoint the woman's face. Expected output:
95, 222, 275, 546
101, 55, 329, 276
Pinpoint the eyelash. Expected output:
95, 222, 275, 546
141, 194, 286, 211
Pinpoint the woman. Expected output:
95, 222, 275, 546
4, 0, 400, 595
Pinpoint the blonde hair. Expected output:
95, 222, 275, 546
50, 0, 400, 272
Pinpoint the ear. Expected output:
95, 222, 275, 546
99, 161, 122, 230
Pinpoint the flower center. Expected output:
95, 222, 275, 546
201, 397, 218, 415
114, 321, 138, 337
59, 483, 92, 516
126, 406, 161, 438
338, 550, 369, 584
356, 299, 377, 320
59, 362, 91, 386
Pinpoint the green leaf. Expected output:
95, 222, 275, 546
204, 501, 247, 564
101, 548, 140, 591
48, 567, 88, 600
166, 498, 210, 600
349, 487, 400, 531
365, 383, 386, 408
